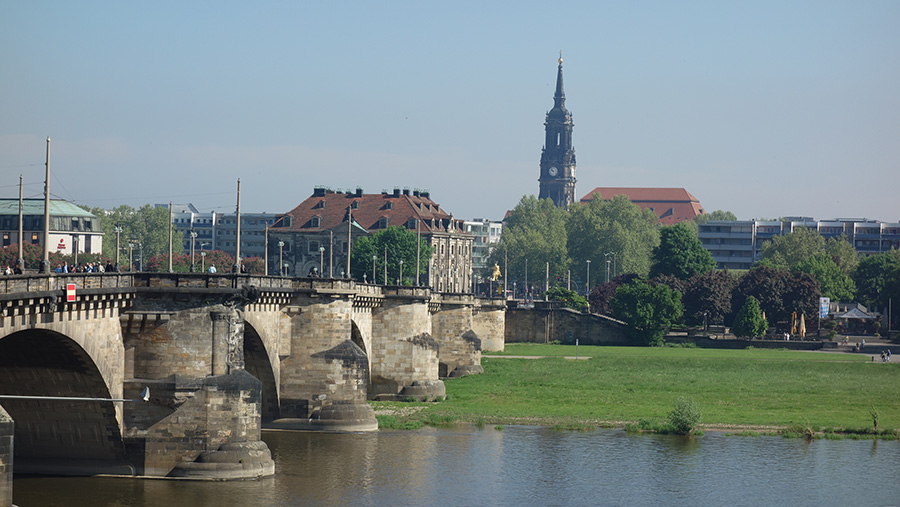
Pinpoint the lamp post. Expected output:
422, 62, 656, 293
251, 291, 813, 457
372, 254, 377, 284
114, 224, 122, 270
586, 259, 591, 296
398, 259, 404, 286
190, 230, 197, 272
73, 235, 78, 267
278, 241, 284, 277
128, 242, 134, 271
201, 250, 207, 272
606, 259, 611, 283
319, 246, 325, 276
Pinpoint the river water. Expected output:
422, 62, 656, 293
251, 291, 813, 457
13, 426, 900, 506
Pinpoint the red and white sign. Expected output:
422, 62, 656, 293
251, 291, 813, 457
57, 239, 66, 250
66, 284, 76, 302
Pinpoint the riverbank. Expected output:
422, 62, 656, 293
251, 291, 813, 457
371, 343, 899, 434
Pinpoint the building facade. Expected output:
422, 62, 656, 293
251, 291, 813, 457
538, 55, 577, 208
272, 187, 473, 292
464, 218, 503, 274
0, 198, 102, 258
699, 218, 900, 269
165, 204, 280, 260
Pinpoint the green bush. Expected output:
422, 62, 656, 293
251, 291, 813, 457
668, 397, 701, 435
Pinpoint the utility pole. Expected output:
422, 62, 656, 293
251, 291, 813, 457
346, 205, 352, 279
17, 175, 24, 270
168, 201, 173, 273
416, 218, 421, 286
41, 137, 51, 273
234, 179, 242, 273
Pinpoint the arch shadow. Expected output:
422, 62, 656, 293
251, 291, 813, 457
0, 330, 128, 475
243, 322, 280, 421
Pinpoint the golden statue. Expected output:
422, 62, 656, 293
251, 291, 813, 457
491, 263, 502, 281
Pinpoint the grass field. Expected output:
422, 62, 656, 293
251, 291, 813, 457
372, 343, 899, 432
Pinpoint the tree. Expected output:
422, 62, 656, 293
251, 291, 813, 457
567, 194, 660, 280
694, 210, 738, 224
854, 249, 900, 310
611, 280, 683, 346
546, 286, 588, 312
795, 254, 856, 302
588, 273, 640, 316
824, 236, 859, 275
732, 296, 768, 339
489, 196, 569, 294
758, 227, 825, 270
89, 204, 184, 266
682, 270, 737, 326
650, 222, 716, 280
350, 226, 433, 284
732, 266, 820, 327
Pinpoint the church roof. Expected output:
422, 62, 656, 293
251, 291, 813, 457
278, 188, 468, 236
580, 187, 705, 225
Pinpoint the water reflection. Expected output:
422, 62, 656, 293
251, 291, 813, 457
13, 427, 900, 506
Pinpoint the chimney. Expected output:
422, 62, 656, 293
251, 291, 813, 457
355, 187, 363, 197
313, 187, 326, 197
402, 188, 410, 196
393, 188, 400, 197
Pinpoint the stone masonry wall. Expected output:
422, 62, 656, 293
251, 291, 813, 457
472, 299, 506, 352
370, 294, 435, 394
278, 295, 358, 418
431, 304, 480, 375
138, 371, 262, 477
506, 307, 629, 345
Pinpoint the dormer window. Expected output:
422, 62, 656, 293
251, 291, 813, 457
310, 216, 321, 228
385, 202, 393, 210
314, 200, 325, 209
377, 217, 389, 229
351, 201, 359, 209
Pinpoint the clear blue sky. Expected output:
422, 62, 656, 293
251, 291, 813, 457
2, 1, 898, 222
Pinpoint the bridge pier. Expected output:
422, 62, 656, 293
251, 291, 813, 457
431, 295, 484, 378
370, 288, 446, 401
0, 405, 11, 507
123, 302, 274, 479
268, 291, 378, 431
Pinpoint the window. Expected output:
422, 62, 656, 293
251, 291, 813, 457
351, 201, 359, 209
377, 217, 388, 229
309, 241, 320, 254
310, 216, 320, 228
31, 233, 39, 244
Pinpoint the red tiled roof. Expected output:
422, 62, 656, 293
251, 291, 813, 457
580, 187, 705, 225
278, 189, 465, 234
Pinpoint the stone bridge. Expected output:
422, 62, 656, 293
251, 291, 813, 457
0, 273, 505, 484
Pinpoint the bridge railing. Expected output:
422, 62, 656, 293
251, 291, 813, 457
0, 273, 136, 295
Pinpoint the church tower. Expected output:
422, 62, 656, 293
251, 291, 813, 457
539, 54, 577, 208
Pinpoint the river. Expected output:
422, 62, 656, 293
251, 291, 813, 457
13, 426, 900, 506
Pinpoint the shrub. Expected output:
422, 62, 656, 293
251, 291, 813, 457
668, 397, 701, 435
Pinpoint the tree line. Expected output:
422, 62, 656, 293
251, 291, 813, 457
487, 195, 899, 345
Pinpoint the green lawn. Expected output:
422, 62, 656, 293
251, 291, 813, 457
374, 344, 898, 431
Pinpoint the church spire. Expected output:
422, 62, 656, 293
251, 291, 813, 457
554, 51, 566, 110
539, 52, 577, 209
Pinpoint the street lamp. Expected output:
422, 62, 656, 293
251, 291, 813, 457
586, 259, 591, 296
398, 259, 404, 285
190, 230, 198, 272
200, 250, 207, 272
277, 241, 284, 277
114, 224, 123, 270
372, 254, 377, 284
606, 259, 611, 283
319, 245, 325, 277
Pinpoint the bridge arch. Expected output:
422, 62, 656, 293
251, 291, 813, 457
0, 329, 129, 475
243, 321, 279, 421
